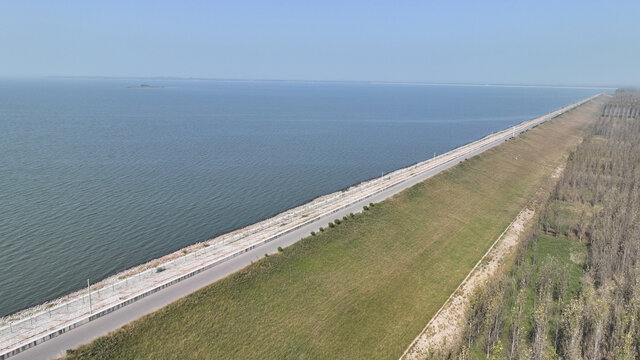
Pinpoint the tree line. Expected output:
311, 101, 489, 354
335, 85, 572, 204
443, 91, 640, 359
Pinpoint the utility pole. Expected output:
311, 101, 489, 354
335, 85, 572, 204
87, 279, 93, 315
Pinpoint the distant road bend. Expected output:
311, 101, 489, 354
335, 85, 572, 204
2, 95, 600, 360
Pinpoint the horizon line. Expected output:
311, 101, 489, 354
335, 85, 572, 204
1, 75, 621, 90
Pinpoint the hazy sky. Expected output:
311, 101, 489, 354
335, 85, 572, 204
1, 1, 638, 86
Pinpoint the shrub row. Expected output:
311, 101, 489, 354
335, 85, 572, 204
310, 210, 365, 236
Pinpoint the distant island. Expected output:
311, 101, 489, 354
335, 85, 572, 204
124, 84, 165, 88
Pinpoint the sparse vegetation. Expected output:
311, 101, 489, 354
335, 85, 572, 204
452, 92, 640, 360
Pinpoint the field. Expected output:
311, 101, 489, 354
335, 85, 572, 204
64, 99, 603, 359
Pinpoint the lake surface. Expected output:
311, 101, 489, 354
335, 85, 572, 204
0, 79, 602, 316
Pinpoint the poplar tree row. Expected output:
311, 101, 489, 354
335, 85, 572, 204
446, 91, 640, 360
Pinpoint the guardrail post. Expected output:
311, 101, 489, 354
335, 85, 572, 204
87, 279, 93, 315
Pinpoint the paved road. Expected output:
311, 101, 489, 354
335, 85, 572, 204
8, 113, 562, 359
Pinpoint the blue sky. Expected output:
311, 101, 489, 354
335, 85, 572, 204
1, 1, 638, 86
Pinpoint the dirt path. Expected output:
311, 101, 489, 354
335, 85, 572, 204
401, 166, 565, 359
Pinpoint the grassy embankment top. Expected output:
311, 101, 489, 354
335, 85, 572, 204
64, 98, 604, 359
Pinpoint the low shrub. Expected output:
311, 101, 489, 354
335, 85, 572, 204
311, 231, 316, 236
334, 219, 341, 225
328, 222, 335, 228
369, 202, 375, 207
343, 216, 348, 221
363, 206, 369, 211
277, 246, 284, 252
319, 227, 324, 232
156, 266, 166, 273
350, 213, 355, 218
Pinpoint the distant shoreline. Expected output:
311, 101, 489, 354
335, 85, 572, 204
124, 84, 165, 89
40, 76, 617, 90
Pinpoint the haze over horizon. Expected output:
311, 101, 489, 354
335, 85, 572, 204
1, 0, 639, 87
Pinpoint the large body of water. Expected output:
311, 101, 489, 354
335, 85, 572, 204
0, 79, 602, 316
